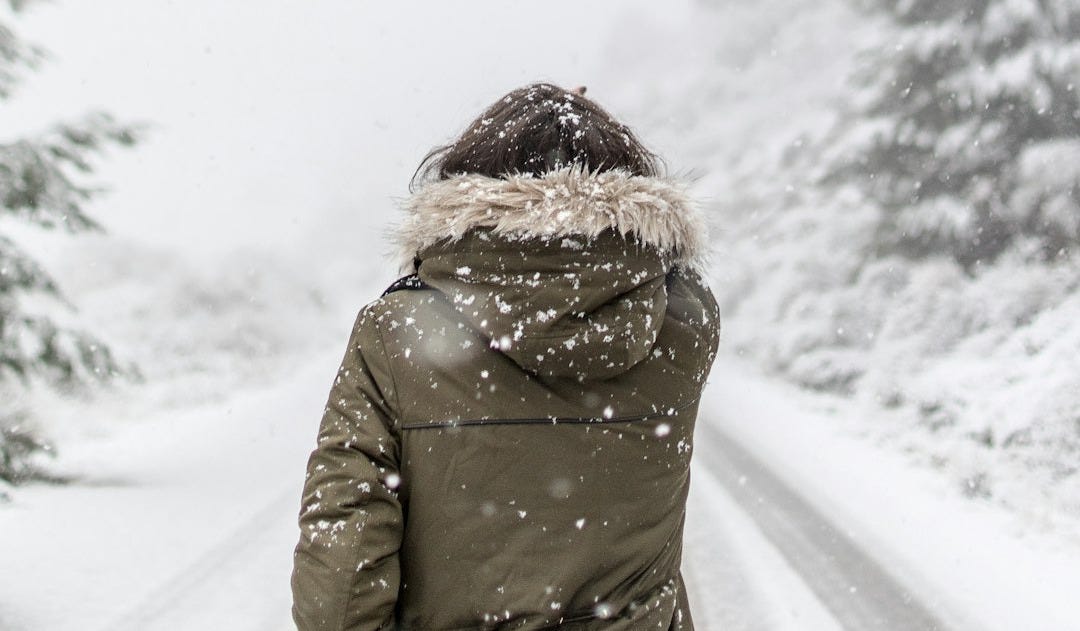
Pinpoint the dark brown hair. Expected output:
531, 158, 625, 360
410, 82, 662, 191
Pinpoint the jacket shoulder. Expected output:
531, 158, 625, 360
668, 267, 720, 328
666, 266, 721, 368
349, 280, 447, 351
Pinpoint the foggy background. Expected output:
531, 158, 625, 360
3, 0, 692, 257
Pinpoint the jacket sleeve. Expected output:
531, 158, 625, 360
292, 307, 403, 631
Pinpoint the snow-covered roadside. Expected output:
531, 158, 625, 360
0, 341, 342, 631
701, 353, 1080, 631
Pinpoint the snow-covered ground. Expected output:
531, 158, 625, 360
0, 338, 336, 631
703, 360, 1080, 631
5, 345, 1080, 630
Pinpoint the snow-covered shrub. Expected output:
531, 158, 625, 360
0, 408, 59, 490
608, 0, 1080, 521
828, 0, 1080, 267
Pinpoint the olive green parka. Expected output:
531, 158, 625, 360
292, 168, 721, 630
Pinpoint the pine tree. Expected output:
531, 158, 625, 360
1, 0, 141, 485
826, 0, 1080, 268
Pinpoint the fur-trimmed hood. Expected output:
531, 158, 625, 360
394, 167, 708, 272
390, 168, 710, 380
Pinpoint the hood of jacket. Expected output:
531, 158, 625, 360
394, 167, 708, 380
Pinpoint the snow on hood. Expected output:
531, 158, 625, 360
397, 168, 707, 380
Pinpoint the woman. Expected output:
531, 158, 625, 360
292, 83, 720, 630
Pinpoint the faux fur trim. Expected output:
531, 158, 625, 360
394, 167, 708, 271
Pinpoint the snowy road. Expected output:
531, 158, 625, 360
691, 421, 949, 631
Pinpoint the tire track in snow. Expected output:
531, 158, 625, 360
683, 464, 844, 631
103, 487, 298, 631
694, 420, 952, 631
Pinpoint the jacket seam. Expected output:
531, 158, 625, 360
399, 397, 697, 430
329, 308, 400, 630
514, 326, 662, 341
369, 305, 404, 429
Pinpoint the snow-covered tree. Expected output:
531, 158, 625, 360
826, 0, 1080, 268
1, 0, 140, 485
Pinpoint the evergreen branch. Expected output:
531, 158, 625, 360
0, 112, 144, 232
0, 17, 45, 99
0, 306, 128, 387
0, 232, 63, 299
862, 0, 991, 25
0, 139, 99, 231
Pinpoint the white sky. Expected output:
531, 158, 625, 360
3, 0, 695, 264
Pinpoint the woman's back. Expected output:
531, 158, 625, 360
292, 85, 720, 631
